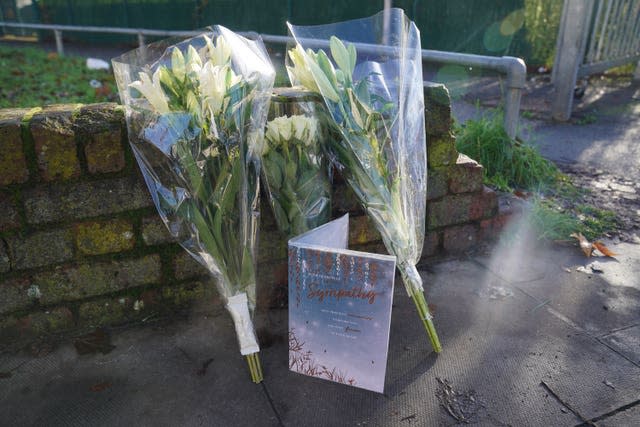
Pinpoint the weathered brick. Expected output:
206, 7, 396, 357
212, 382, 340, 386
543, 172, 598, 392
0, 243, 10, 274
161, 279, 221, 310
448, 154, 484, 194
0, 315, 19, 343
256, 260, 289, 309
73, 103, 124, 133
422, 231, 441, 257
30, 106, 81, 181
443, 224, 480, 253
16, 307, 74, 336
7, 229, 74, 270
427, 133, 458, 168
85, 130, 125, 174
33, 255, 161, 305
1, 307, 74, 343
427, 189, 497, 229
0, 276, 36, 315
75, 219, 135, 255
427, 167, 448, 201
348, 214, 381, 245
424, 83, 453, 138
258, 228, 288, 264
0, 191, 20, 232
142, 216, 177, 246
0, 109, 30, 186
173, 251, 209, 281
23, 176, 153, 224
332, 182, 362, 214
78, 296, 141, 327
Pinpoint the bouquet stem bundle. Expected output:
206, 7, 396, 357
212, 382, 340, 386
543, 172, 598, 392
262, 88, 332, 237
287, 10, 442, 352
113, 27, 275, 381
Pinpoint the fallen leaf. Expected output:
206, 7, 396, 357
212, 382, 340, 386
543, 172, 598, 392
570, 233, 593, 257
593, 241, 617, 258
90, 381, 112, 392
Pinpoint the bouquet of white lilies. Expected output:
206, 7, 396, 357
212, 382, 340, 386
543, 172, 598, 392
287, 9, 442, 352
112, 26, 275, 382
261, 89, 332, 237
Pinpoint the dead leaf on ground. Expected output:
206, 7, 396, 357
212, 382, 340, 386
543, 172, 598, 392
570, 233, 594, 257
90, 381, 112, 392
593, 241, 617, 258
570, 233, 618, 258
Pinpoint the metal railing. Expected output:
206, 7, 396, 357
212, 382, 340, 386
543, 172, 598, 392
0, 21, 526, 137
552, 0, 640, 121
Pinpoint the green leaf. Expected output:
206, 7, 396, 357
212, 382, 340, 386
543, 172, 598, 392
329, 36, 352, 81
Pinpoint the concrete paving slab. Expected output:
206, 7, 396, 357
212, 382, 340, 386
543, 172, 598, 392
601, 324, 640, 366
0, 313, 279, 427
599, 404, 640, 427
260, 259, 640, 426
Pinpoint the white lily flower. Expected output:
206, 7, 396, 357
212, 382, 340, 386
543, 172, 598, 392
171, 47, 186, 81
129, 69, 170, 114
199, 62, 227, 115
287, 45, 320, 94
205, 34, 232, 66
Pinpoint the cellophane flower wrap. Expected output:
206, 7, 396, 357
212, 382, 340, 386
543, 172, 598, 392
287, 9, 442, 352
262, 88, 332, 237
112, 26, 275, 382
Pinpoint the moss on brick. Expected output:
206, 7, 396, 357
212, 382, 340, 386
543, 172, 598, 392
30, 107, 81, 181
75, 219, 135, 255
0, 110, 30, 186
427, 133, 459, 168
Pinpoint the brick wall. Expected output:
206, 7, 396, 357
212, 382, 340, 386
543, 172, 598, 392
0, 84, 499, 345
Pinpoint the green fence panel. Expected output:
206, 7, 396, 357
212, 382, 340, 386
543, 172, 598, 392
32, 0, 560, 66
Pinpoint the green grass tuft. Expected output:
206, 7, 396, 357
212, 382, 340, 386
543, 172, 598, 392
455, 112, 560, 192
0, 45, 117, 108
455, 111, 619, 241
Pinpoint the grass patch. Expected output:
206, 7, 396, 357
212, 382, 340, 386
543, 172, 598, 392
455, 111, 619, 241
455, 112, 560, 192
0, 45, 117, 108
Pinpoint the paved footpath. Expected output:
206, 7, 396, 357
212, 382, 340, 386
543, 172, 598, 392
1, 41, 639, 426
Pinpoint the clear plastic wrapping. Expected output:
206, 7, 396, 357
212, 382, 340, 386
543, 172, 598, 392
286, 9, 441, 351
261, 88, 332, 237
112, 26, 275, 372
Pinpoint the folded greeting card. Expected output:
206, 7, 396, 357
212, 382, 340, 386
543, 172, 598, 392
288, 214, 396, 393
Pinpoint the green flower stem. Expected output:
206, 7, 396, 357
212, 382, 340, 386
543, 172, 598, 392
410, 288, 442, 353
245, 352, 263, 383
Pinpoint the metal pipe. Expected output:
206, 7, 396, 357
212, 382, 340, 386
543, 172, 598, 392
0, 21, 526, 137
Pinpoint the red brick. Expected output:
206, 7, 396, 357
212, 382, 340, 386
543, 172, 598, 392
30, 106, 81, 181
16, 307, 74, 337
448, 154, 484, 194
348, 215, 381, 246
427, 167, 448, 201
443, 224, 480, 253
173, 252, 209, 281
422, 231, 441, 257
7, 229, 74, 270
75, 219, 135, 255
33, 255, 161, 305
0, 191, 20, 232
0, 109, 30, 186
85, 129, 125, 174
0, 276, 34, 315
